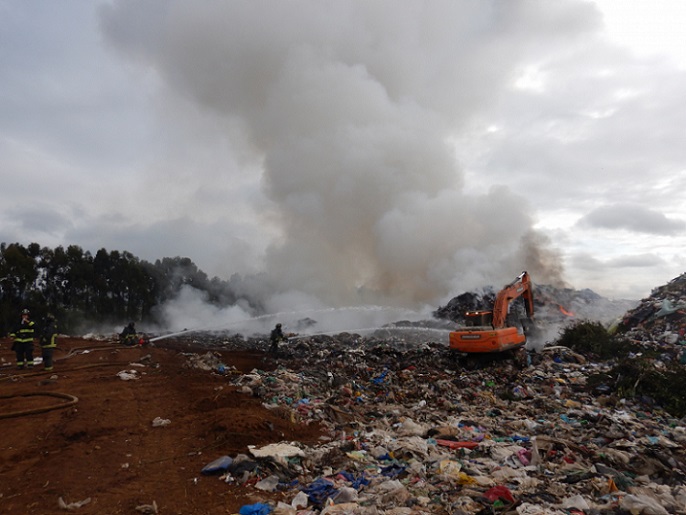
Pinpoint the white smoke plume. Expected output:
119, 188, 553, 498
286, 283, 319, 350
100, 1, 587, 315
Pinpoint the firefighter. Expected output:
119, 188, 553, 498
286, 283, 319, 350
40, 313, 58, 371
269, 323, 285, 355
10, 308, 35, 369
119, 322, 138, 346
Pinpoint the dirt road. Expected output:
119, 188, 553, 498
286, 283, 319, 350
0, 337, 325, 514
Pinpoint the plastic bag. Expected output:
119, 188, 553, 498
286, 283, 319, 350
619, 494, 669, 515
201, 455, 233, 475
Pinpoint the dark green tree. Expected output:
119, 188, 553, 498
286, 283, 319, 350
0, 241, 249, 335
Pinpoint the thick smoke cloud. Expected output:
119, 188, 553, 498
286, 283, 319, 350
100, 0, 589, 310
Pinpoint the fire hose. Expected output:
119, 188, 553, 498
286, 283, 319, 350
0, 342, 151, 417
0, 391, 78, 419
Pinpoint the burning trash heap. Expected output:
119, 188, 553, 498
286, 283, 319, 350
180, 276, 686, 514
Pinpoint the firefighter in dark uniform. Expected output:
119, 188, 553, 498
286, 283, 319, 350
40, 314, 58, 371
119, 322, 138, 346
270, 323, 285, 355
10, 308, 35, 369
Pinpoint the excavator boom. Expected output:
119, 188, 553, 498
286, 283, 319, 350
491, 271, 534, 328
449, 271, 535, 354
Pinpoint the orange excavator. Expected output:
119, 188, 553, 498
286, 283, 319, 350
449, 271, 535, 354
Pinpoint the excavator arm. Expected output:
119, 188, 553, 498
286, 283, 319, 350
491, 271, 534, 328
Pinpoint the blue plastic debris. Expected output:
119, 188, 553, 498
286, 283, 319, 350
371, 369, 389, 385
301, 477, 337, 505
239, 502, 272, 515
511, 435, 530, 443
380, 463, 406, 478
336, 470, 370, 489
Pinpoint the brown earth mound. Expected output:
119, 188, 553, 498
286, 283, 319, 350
0, 337, 326, 514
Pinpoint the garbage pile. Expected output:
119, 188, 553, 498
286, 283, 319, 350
156, 277, 686, 513
619, 272, 686, 351
185, 330, 686, 513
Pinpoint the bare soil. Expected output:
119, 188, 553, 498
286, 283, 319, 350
0, 337, 326, 515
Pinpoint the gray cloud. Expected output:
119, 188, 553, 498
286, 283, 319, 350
607, 254, 666, 268
572, 252, 665, 270
0, 3, 152, 170
0, 205, 74, 244
455, 32, 686, 221
577, 204, 686, 235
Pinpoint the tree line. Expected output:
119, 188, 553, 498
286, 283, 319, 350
0, 242, 246, 336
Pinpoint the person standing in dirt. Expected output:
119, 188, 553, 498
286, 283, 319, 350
10, 308, 35, 369
270, 323, 286, 355
40, 313, 58, 371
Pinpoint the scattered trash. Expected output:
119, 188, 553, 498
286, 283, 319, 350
184, 351, 225, 371
248, 442, 305, 459
134, 500, 158, 514
116, 370, 139, 381
151, 417, 171, 427
58, 496, 91, 510
255, 475, 280, 492
201, 455, 233, 475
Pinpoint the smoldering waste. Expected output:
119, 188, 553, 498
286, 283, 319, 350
174, 276, 686, 514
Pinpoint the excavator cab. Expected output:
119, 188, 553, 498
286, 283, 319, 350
463, 310, 493, 327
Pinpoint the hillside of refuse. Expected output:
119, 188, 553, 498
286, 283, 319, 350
131, 274, 686, 513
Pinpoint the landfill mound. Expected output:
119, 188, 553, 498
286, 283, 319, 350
160, 308, 686, 514
619, 272, 686, 336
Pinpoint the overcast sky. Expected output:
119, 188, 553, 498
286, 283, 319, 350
1, 0, 685, 311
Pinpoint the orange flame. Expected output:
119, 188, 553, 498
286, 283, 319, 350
558, 305, 575, 317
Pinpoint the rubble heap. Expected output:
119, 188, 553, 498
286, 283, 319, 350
164, 276, 686, 514
620, 272, 686, 346
180, 333, 686, 512
222, 343, 686, 513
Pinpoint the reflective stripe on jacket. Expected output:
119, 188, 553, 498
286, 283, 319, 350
12, 320, 35, 343
42, 332, 57, 348
42, 319, 58, 348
